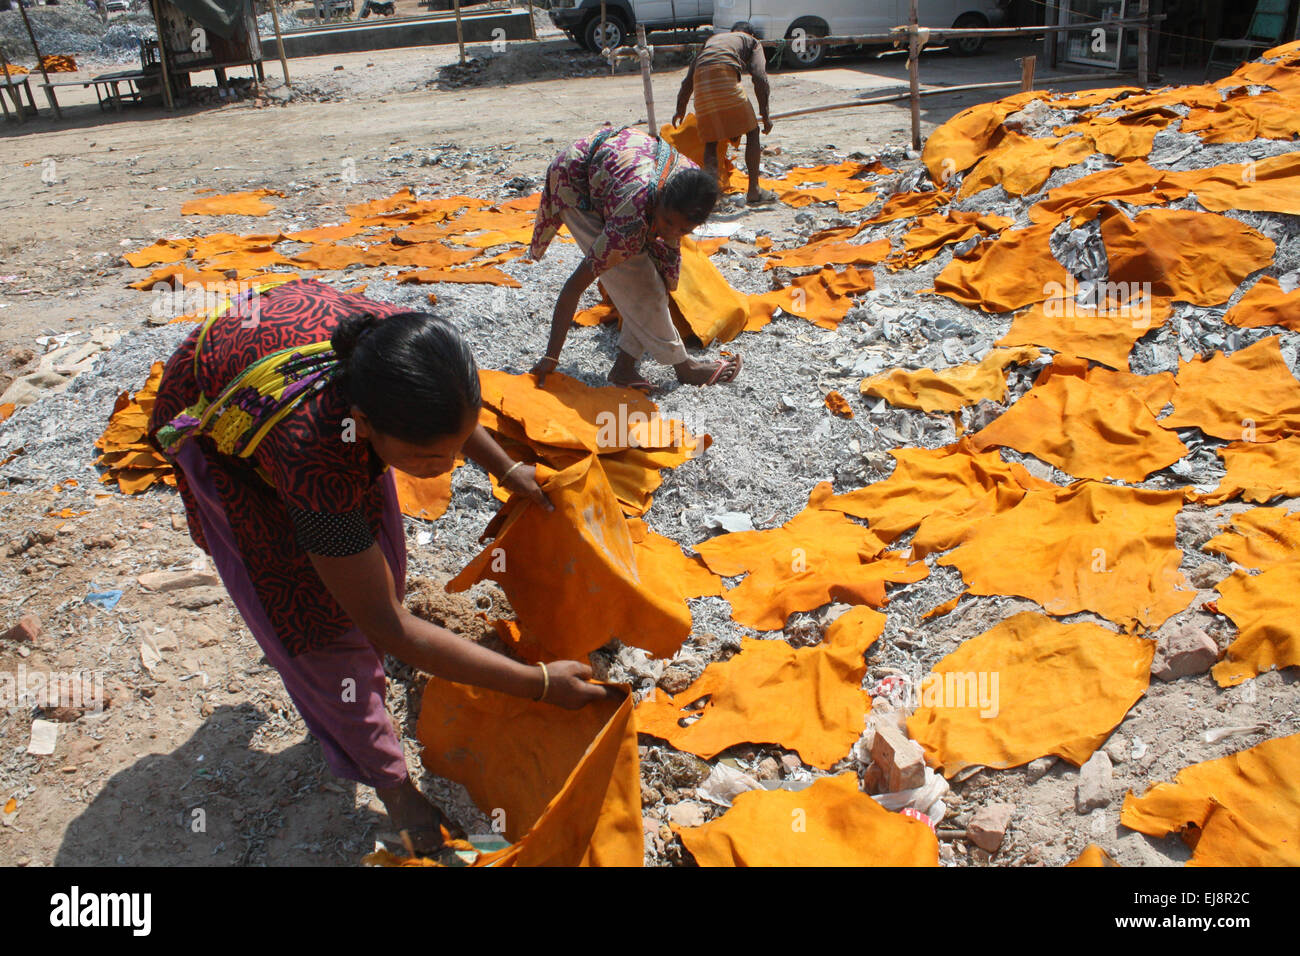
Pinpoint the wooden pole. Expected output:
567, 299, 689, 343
527, 0, 536, 41
604, 0, 613, 74
1137, 0, 1150, 87
269, 0, 292, 87
149, 0, 176, 112
1020, 54, 1036, 91
0, 44, 18, 123
17, 1, 60, 118
907, 0, 920, 151
453, 0, 466, 65
637, 23, 657, 136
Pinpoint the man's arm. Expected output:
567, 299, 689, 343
749, 40, 773, 133
673, 58, 697, 126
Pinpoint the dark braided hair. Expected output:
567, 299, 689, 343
660, 166, 720, 226
331, 311, 481, 444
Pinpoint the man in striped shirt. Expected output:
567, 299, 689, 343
673, 28, 777, 206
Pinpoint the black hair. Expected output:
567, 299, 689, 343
660, 166, 721, 226
331, 310, 481, 444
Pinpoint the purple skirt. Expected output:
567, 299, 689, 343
175, 442, 410, 789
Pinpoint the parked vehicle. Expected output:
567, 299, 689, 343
714, 0, 1009, 67
548, 0, 716, 52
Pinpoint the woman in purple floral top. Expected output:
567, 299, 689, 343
528, 126, 743, 391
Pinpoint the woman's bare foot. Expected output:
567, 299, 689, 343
674, 353, 742, 386
376, 779, 465, 849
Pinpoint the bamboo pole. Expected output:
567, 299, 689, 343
17, 1, 60, 118
269, 0, 292, 87
149, 0, 176, 111
1020, 54, 1036, 91
453, 0, 466, 65
636, 23, 657, 137
907, 0, 920, 152
760, 72, 1139, 121
526, 0, 536, 41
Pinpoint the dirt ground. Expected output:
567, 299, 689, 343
1, 26, 1282, 868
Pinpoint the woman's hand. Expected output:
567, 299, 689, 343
529, 354, 559, 386
543, 660, 614, 709
503, 462, 554, 512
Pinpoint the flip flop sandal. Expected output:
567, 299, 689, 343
610, 377, 656, 395
746, 188, 779, 206
705, 352, 743, 386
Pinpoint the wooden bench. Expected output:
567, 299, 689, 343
87, 70, 147, 110
1, 74, 37, 122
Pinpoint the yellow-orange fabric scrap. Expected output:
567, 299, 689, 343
180, 189, 284, 217
971, 357, 1186, 482
676, 773, 939, 866
938, 482, 1193, 632
921, 90, 1049, 182
958, 131, 1095, 198
692, 482, 927, 631
1223, 276, 1300, 331
668, 237, 751, 345
1211, 559, 1300, 687
996, 296, 1172, 370
1120, 733, 1300, 865
886, 210, 1013, 272
824, 438, 1057, 557
418, 679, 643, 866
1100, 207, 1274, 306
908, 611, 1154, 776
94, 361, 176, 495
860, 346, 1041, 414
638, 606, 884, 769
1068, 844, 1121, 866
1203, 506, 1300, 571
761, 237, 890, 271
746, 265, 875, 332
392, 468, 454, 521
933, 221, 1069, 313
1193, 436, 1300, 505
1158, 336, 1300, 442
446, 455, 692, 661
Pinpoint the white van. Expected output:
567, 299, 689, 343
714, 0, 1009, 66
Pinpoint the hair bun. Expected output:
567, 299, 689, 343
332, 311, 381, 363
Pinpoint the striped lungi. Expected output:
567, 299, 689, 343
694, 62, 757, 143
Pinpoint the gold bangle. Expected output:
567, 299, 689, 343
500, 460, 525, 485
535, 662, 549, 702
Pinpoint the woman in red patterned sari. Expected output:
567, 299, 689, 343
149, 278, 608, 852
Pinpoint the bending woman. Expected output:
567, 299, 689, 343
528, 126, 742, 392
148, 278, 608, 851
